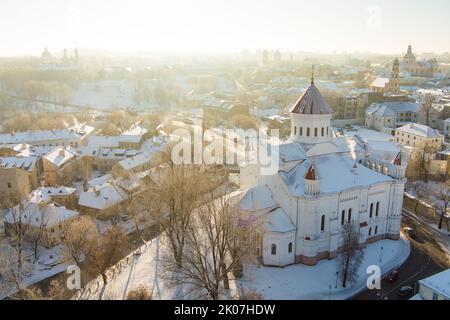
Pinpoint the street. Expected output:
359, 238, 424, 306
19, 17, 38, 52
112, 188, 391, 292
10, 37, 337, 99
353, 209, 450, 300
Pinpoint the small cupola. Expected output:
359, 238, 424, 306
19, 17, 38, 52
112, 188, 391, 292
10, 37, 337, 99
304, 160, 320, 196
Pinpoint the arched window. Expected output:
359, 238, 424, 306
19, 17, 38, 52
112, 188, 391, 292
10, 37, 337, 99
348, 209, 352, 223
321, 215, 325, 231
288, 242, 292, 253
321, 127, 324, 136
374, 226, 378, 235
300, 127, 303, 136
271, 244, 277, 255
376, 202, 379, 216
369, 227, 372, 236
307, 128, 310, 137
294, 126, 297, 135
341, 210, 345, 225
314, 127, 318, 137
369, 203, 373, 218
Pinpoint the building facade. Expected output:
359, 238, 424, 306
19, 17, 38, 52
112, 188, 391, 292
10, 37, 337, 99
236, 76, 406, 267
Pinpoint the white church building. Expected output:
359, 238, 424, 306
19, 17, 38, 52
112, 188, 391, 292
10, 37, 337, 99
234, 75, 407, 267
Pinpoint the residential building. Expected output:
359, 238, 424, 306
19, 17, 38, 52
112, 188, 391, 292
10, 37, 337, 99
411, 269, 450, 300
0, 156, 39, 207
3, 189, 79, 247
365, 102, 419, 132
395, 123, 444, 151
0, 123, 94, 147
370, 59, 400, 94
42, 146, 79, 186
112, 152, 153, 178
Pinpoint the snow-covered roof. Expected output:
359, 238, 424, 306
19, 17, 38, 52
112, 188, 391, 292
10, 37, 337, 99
78, 183, 126, 210
121, 123, 148, 136
43, 146, 77, 167
117, 152, 152, 171
366, 102, 419, 117
5, 202, 78, 228
0, 156, 37, 172
0, 123, 93, 145
39, 186, 77, 197
370, 77, 390, 88
238, 185, 278, 212
396, 123, 444, 138
279, 153, 393, 196
419, 269, 450, 299
87, 174, 113, 188
265, 207, 296, 233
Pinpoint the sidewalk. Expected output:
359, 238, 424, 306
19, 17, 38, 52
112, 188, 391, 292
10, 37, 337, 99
238, 237, 411, 300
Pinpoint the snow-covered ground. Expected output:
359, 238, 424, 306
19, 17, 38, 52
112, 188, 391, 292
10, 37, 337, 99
239, 237, 410, 300
0, 243, 69, 299
74, 236, 410, 300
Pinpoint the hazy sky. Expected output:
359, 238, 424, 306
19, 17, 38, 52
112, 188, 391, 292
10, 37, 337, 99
1, 0, 449, 56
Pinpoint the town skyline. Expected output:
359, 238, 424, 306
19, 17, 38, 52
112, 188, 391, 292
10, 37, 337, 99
1, 0, 450, 56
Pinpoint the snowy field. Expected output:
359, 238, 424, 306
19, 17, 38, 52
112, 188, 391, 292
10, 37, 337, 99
239, 237, 410, 300
75, 236, 410, 300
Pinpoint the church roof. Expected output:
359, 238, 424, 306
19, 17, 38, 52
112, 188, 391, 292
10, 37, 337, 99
279, 153, 393, 196
238, 185, 278, 212
290, 82, 333, 115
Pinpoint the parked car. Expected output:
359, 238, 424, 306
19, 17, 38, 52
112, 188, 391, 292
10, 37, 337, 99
404, 227, 417, 239
397, 286, 414, 297
386, 270, 399, 283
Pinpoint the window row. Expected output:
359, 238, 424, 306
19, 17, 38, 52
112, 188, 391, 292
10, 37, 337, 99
369, 201, 380, 218
341, 208, 352, 225
293, 126, 329, 137
271, 242, 293, 255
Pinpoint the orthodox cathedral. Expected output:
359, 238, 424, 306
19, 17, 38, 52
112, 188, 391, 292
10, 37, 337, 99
234, 73, 407, 267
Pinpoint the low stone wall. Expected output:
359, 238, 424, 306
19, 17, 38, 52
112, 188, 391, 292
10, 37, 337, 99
72, 240, 153, 300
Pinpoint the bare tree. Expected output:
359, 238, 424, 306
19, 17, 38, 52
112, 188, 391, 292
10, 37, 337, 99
57, 83, 73, 110
407, 140, 435, 182
419, 93, 435, 126
30, 210, 49, 263
166, 188, 255, 300
60, 215, 99, 266
84, 226, 128, 285
0, 252, 30, 295
149, 162, 206, 268
112, 181, 145, 244
4, 201, 33, 273
427, 185, 450, 230
337, 223, 364, 288
13, 278, 70, 300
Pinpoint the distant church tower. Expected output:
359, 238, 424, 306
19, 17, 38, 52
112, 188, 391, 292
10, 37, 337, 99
390, 58, 400, 94
403, 45, 416, 65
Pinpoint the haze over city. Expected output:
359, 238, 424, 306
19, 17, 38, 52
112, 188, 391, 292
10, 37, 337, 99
0, 0, 449, 310
1, 0, 450, 56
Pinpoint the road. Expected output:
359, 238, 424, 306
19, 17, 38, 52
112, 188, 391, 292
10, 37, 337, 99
353, 209, 450, 300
